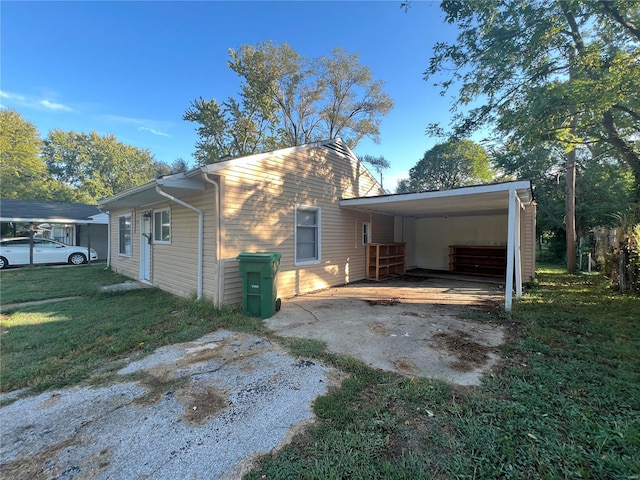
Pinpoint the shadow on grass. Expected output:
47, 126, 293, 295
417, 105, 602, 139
0, 288, 260, 397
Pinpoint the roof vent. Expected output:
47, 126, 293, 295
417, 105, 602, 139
322, 139, 353, 159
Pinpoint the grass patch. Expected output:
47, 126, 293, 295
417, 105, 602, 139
245, 266, 640, 479
0, 264, 128, 304
0, 267, 259, 396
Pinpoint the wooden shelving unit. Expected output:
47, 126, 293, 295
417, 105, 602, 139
366, 243, 406, 281
448, 245, 507, 278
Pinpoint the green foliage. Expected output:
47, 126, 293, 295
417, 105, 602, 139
42, 130, 164, 202
396, 138, 493, 192
0, 109, 44, 196
360, 154, 390, 180
426, 0, 640, 200
1, 110, 172, 203
494, 144, 635, 238
0, 109, 79, 201
184, 42, 393, 164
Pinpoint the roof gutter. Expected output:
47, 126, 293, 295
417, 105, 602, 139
155, 186, 204, 300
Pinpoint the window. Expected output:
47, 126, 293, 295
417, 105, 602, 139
362, 222, 371, 245
153, 208, 171, 244
295, 205, 321, 265
119, 214, 132, 256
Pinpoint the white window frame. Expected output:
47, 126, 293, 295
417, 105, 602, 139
294, 205, 321, 266
362, 222, 371, 245
153, 207, 171, 244
118, 213, 133, 257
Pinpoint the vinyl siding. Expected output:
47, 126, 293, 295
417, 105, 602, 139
107, 188, 219, 301
148, 192, 218, 299
217, 145, 386, 304
109, 209, 140, 281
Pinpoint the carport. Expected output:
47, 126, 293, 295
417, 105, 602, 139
340, 180, 536, 311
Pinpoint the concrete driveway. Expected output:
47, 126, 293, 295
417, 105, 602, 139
1, 274, 506, 479
266, 274, 506, 386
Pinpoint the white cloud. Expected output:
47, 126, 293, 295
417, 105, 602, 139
139, 126, 169, 137
0, 89, 74, 112
100, 114, 172, 137
40, 99, 73, 111
0, 90, 26, 101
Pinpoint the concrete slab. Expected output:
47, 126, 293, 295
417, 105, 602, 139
266, 276, 505, 386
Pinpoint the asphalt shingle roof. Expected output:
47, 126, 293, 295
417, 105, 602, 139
0, 199, 102, 222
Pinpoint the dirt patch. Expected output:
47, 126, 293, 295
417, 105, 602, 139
133, 375, 189, 406
1, 437, 85, 480
394, 357, 419, 374
401, 311, 429, 318
434, 330, 494, 371
181, 385, 229, 426
365, 298, 400, 306
368, 321, 389, 336
38, 392, 62, 409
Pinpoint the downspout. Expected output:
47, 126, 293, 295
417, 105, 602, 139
202, 173, 223, 307
156, 186, 204, 300
99, 207, 111, 269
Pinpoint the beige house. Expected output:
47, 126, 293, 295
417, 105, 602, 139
98, 138, 535, 311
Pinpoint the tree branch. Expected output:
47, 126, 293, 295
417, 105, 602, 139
598, 1, 640, 42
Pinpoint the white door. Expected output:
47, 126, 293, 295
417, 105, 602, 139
140, 213, 152, 283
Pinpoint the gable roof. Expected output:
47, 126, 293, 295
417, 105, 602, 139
99, 138, 380, 210
0, 199, 108, 224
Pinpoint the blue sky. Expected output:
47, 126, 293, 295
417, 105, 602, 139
1, 1, 462, 191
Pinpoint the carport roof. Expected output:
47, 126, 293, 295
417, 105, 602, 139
339, 180, 534, 218
0, 199, 108, 224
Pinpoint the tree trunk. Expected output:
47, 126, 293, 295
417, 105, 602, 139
566, 146, 577, 273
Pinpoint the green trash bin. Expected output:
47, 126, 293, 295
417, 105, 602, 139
237, 252, 282, 319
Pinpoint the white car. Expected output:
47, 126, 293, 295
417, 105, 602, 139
0, 237, 98, 269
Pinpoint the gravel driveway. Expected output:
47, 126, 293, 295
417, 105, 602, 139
0, 330, 334, 480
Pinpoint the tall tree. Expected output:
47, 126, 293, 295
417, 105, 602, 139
42, 130, 163, 202
318, 48, 394, 147
0, 109, 78, 201
422, 0, 640, 272
0, 109, 45, 198
396, 139, 493, 193
184, 42, 393, 164
494, 144, 634, 260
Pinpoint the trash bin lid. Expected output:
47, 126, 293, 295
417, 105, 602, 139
237, 251, 281, 262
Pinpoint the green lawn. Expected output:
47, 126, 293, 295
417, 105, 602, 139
0, 265, 261, 395
1, 265, 638, 478
0, 263, 128, 304
246, 266, 640, 480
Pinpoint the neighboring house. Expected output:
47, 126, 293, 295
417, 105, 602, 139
0, 199, 109, 260
98, 138, 535, 310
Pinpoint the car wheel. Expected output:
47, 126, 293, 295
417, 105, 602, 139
0, 256, 8, 269
68, 253, 87, 265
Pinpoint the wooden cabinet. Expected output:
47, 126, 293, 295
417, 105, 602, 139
449, 245, 507, 277
366, 243, 406, 281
